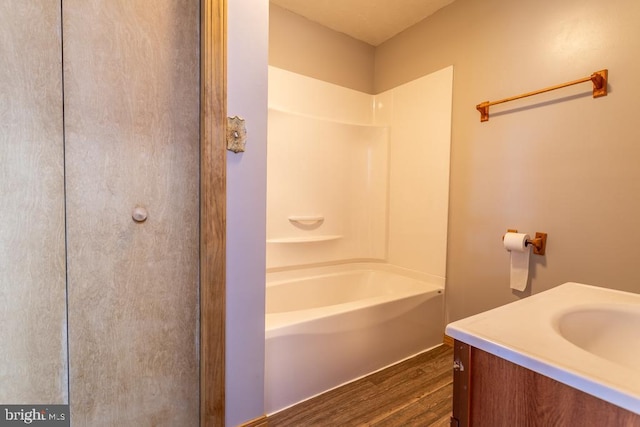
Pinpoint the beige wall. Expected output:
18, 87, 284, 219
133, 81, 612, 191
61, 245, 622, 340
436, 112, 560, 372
271, 0, 640, 324
270, 3, 375, 93
375, 0, 640, 322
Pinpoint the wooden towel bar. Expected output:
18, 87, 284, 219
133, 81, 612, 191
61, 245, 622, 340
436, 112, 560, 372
476, 69, 608, 122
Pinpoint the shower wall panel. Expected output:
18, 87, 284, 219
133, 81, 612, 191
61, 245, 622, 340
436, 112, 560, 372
0, 1, 67, 403
63, 1, 200, 424
267, 67, 389, 269
267, 66, 453, 278
267, 110, 388, 268
378, 66, 453, 280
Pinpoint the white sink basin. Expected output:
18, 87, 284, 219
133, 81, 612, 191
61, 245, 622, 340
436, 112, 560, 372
556, 305, 640, 371
445, 282, 640, 415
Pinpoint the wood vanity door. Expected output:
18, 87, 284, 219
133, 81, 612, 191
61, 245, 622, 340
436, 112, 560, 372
451, 341, 471, 426
451, 340, 640, 426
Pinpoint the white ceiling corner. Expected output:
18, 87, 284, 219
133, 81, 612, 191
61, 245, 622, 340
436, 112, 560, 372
271, 0, 456, 46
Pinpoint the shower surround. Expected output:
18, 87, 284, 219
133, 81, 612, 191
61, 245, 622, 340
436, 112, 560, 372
265, 66, 454, 412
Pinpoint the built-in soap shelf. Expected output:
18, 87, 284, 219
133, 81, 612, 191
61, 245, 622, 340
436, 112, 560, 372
288, 215, 324, 225
266, 235, 343, 244
266, 214, 338, 242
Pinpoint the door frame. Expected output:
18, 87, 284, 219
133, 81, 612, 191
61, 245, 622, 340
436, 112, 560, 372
200, 0, 226, 425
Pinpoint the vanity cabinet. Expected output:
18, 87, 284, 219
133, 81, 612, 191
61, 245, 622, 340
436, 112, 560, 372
451, 340, 640, 426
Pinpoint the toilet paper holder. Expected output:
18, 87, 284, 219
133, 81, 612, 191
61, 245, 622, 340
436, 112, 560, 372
504, 229, 547, 255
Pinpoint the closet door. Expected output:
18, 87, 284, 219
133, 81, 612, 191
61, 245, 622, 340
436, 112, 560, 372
63, 1, 200, 424
0, 1, 67, 404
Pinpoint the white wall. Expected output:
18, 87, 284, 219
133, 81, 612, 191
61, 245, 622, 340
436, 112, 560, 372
226, 0, 268, 425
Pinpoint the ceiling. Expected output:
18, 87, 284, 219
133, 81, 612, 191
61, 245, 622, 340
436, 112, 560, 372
270, 0, 456, 46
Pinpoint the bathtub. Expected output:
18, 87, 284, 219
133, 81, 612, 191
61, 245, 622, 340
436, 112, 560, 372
264, 262, 445, 414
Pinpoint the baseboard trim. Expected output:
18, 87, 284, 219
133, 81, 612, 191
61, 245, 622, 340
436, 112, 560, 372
237, 415, 268, 427
443, 334, 454, 347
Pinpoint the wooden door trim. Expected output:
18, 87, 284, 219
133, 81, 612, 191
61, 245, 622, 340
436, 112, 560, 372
200, 0, 227, 425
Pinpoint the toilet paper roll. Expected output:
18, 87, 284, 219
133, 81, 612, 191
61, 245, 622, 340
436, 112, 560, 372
503, 232, 531, 291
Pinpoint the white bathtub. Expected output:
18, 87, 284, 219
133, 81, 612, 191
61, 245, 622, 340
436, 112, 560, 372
264, 263, 445, 414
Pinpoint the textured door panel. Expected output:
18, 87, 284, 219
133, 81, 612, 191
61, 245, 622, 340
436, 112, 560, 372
0, 1, 67, 404
63, 1, 200, 424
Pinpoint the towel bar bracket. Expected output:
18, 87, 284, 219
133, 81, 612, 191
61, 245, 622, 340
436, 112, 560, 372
591, 69, 608, 98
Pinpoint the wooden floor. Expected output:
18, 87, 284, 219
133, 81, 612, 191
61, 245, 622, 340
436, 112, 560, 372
267, 345, 453, 427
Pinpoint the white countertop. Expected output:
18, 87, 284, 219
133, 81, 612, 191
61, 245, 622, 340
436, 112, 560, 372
445, 282, 640, 415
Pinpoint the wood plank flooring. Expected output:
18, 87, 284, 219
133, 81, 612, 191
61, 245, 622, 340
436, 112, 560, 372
267, 344, 454, 426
